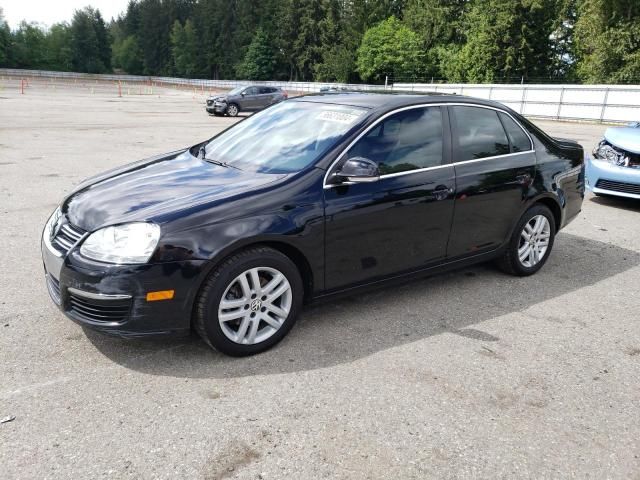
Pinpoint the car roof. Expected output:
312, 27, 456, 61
292, 92, 510, 112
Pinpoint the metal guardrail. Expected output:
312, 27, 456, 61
2, 68, 638, 123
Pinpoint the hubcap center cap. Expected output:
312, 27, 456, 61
250, 299, 262, 312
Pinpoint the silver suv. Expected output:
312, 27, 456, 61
206, 85, 288, 117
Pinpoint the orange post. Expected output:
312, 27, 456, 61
20, 78, 24, 94
118, 80, 122, 98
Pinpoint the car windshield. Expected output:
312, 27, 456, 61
203, 101, 368, 173
227, 86, 246, 96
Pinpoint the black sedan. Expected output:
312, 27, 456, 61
42, 93, 585, 356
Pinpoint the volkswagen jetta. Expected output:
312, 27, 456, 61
42, 93, 585, 356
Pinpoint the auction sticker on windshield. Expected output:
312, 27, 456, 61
316, 109, 364, 124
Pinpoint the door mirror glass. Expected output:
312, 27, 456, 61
335, 157, 379, 183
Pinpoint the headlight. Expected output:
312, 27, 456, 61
44, 206, 62, 242
80, 223, 160, 264
594, 142, 629, 167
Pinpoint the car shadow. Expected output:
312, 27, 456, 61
589, 194, 640, 212
85, 233, 640, 378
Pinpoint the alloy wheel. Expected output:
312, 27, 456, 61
227, 105, 238, 116
518, 214, 551, 268
218, 267, 292, 345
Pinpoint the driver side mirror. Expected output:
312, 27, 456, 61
332, 157, 379, 184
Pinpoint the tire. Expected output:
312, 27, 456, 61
226, 103, 239, 117
194, 246, 303, 356
496, 204, 556, 276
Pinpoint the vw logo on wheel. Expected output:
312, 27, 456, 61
250, 299, 262, 312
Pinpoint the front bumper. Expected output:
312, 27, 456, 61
42, 239, 208, 337
205, 102, 227, 114
586, 157, 640, 199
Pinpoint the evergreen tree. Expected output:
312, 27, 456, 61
70, 8, 112, 73
237, 28, 277, 80
549, 0, 577, 80
94, 10, 112, 71
45, 23, 73, 71
294, 0, 324, 80
0, 8, 10, 67
315, 0, 355, 82
402, 0, 466, 79
171, 19, 199, 76
112, 35, 144, 74
356, 16, 424, 82
12, 21, 48, 68
443, 0, 558, 83
574, 0, 640, 83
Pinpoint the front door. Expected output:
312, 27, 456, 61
240, 86, 260, 111
323, 106, 455, 291
446, 105, 537, 258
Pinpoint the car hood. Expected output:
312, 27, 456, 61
604, 123, 640, 154
64, 150, 286, 232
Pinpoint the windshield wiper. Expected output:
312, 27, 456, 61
198, 146, 242, 170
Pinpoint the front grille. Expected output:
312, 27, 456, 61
51, 222, 85, 255
46, 274, 61, 305
68, 291, 132, 324
595, 179, 640, 195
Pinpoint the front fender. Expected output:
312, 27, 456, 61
157, 204, 325, 291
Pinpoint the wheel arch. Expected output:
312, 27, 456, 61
503, 193, 563, 249
531, 195, 562, 231
195, 238, 315, 306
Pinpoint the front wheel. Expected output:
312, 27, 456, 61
497, 204, 556, 276
194, 247, 303, 356
226, 103, 239, 117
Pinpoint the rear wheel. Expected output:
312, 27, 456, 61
195, 247, 303, 356
497, 204, 556, 276
226, 103, 239, 117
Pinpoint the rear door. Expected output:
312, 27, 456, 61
323, 106, 456, 290
446, 105, 536, 258
257, 87, 275, 108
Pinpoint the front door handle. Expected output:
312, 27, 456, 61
433, 185, 453, 201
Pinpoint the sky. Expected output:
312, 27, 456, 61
1, 0, 131, 29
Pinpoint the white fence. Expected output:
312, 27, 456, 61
396, 83, 640, 123
2, 68, 639, 123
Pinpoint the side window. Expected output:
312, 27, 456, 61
258, 87, 271, 94
451, 106, 510, 160
244, 87, 258, 95
499, 112, 532, 152
346, 107, 443, 175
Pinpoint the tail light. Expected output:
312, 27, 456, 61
283, 90, 288, 99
